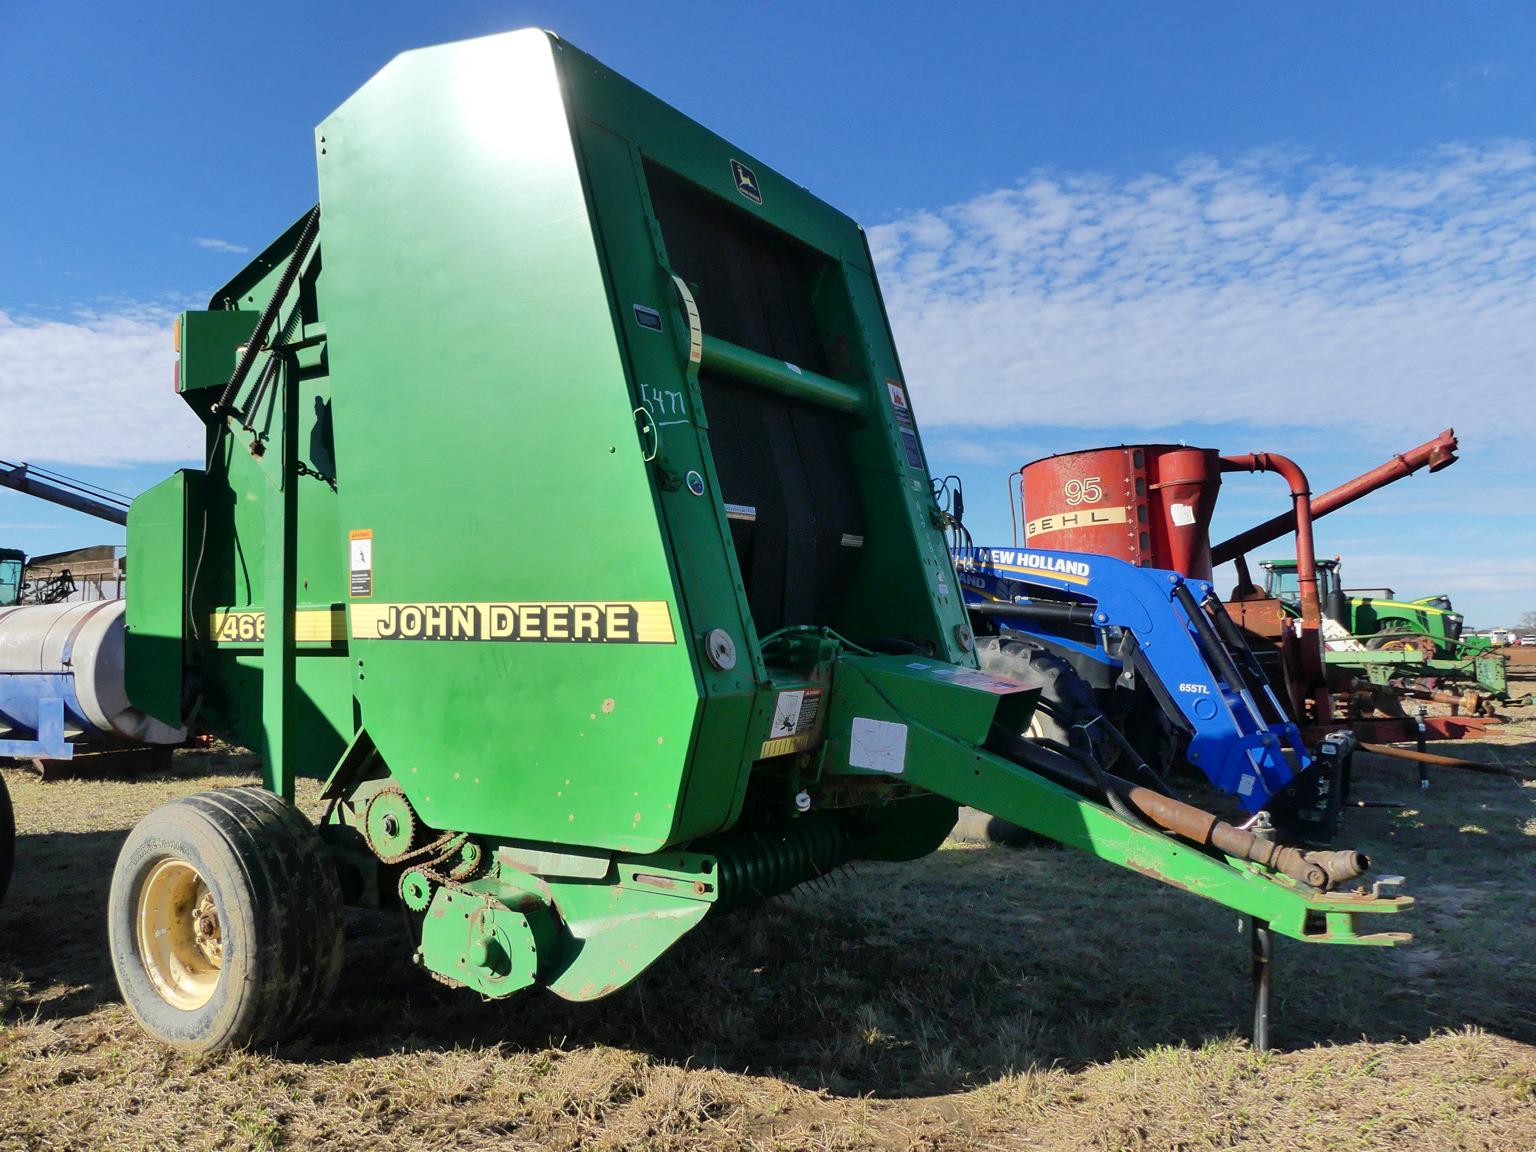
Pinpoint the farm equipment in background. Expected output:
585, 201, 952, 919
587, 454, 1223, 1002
98, 29, 1407, 1055
1259, 557, 1464, 656
0, 462, 131, 606
0, 461, 178, 907
1210, 432, 1510, 726
983, 429, 1502, 744
948, 443, 1353, 842
1, 545, 128, 606
0, 462, 172, 762
1257, 556, 1508, 702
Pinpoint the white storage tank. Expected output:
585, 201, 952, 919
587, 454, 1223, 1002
0, 600, 185, 750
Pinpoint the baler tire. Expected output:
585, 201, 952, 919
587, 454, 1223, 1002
108, 786, 345, 1053
954, 637, 1110, 847
0, 772, 14, 906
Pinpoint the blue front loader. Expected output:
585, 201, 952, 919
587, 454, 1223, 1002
954, 545, 1315, 814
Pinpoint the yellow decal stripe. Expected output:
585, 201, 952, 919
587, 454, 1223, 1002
760, 733, 820, 759
209, 609, 347, 645
348, 601, 677, 644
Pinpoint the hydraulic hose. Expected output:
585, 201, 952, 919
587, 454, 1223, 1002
970, 600, 1101, 627
985, 724, 1369, 890
1091, 711, 1175, 794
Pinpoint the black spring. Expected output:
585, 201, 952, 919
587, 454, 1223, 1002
709, 812, 852, 914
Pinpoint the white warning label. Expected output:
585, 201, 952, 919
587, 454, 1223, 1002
926, 667, 1032, 695
850, 717, 908, 774
1170, 502, 1197, 527
349, 529, 373, 598
770, 690, 806, 738
760, 688, 826, 759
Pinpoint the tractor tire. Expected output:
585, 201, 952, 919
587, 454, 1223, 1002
1367, 630, 1432, 656
0, 772, 13, 906
1122, 688, 1178, 781
951, 637, 1109, 847
108, 786, 345, 1053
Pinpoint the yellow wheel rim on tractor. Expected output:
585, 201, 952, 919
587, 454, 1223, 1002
136, 858, 223, 1011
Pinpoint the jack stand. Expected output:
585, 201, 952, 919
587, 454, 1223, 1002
1247, 812, 1276, 1053
1415, 707, 1429, 791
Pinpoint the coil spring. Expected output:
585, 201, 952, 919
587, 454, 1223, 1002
709, 812, 852, 914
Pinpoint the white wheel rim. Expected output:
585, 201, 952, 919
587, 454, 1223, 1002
136, 858, 223, 1011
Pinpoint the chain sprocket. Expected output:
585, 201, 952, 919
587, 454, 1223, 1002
363, 786, 420, 864
399, 869, 433, 912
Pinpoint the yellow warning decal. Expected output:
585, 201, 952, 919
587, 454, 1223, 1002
760, 734, 817, 759
759, 687, 825, 759
1024, 505, 1129, 540
210, 609, 348, 645
348, 601, 676, 644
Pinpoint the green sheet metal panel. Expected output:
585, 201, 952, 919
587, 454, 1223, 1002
125, 471, 196, 727
565, 115, 761, 841
177, 310, 257, 396
316, 31, 702, 852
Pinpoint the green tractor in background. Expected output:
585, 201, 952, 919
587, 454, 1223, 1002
1261, 557, 1476, 658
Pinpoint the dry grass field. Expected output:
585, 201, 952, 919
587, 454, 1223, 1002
2, 687, 1534, 1150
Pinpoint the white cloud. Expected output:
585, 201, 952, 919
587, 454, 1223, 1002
192, 237, 249, 254
872, 142, 1536, 451
0, 307, 202, 466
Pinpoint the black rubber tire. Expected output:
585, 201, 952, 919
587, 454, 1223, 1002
952, 637, 1109, 847
108, 786, 345, 1053
1366, 629, 1427, 653
978, 636, 1109, 760
1122, 686, 1178, 781
0, 772, 13, 907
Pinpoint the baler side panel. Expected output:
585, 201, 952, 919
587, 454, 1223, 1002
315, 31, 701, 853
567, 116, 761, 840
125, 471, 197, 727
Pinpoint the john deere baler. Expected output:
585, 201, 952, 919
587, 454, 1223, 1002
111, 30, 1409, 1053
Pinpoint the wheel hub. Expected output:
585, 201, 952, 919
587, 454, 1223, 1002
136, 858, 223, 1011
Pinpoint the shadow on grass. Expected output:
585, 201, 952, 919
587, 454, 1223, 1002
1, 740, 1532, 1099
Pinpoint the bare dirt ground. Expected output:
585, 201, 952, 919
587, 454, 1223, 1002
2, 680, 1534, 1150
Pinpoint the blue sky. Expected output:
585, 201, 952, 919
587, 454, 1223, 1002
1, 2, 1532, 623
